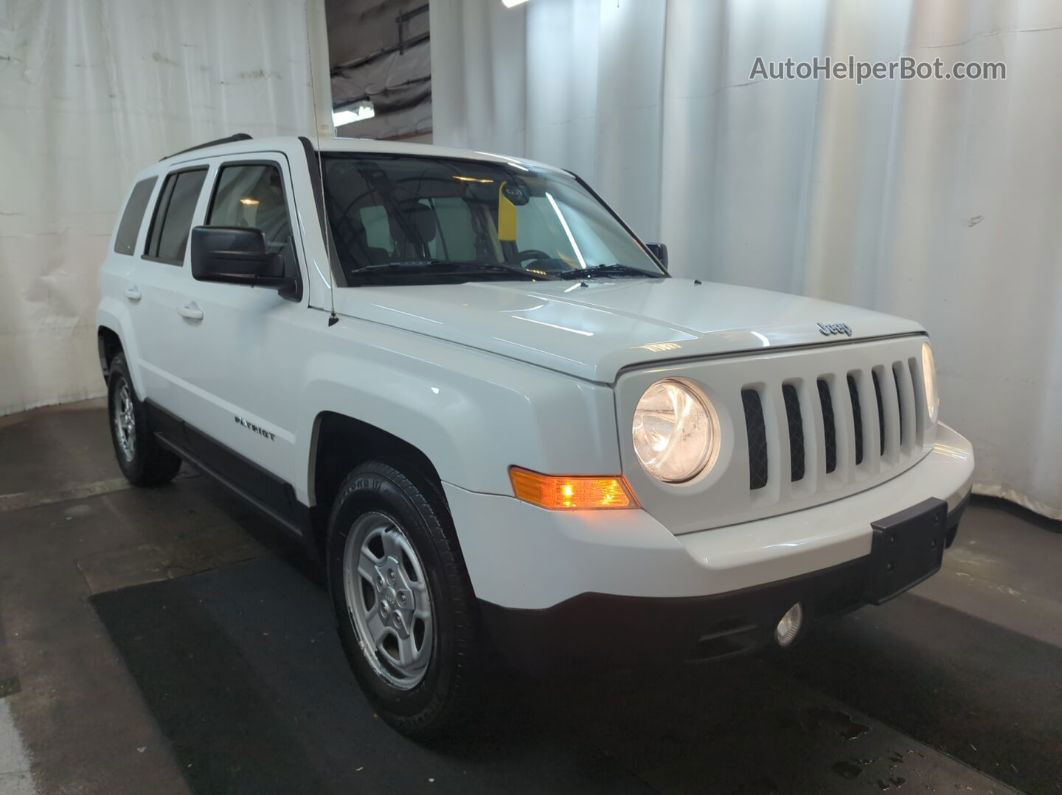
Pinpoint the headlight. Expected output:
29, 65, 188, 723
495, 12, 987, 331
632, 379, 719, 482
921, 342, 939, 423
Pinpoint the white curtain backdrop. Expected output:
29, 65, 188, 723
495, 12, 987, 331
0, 0, 326, 416
431, 0, 1062, 520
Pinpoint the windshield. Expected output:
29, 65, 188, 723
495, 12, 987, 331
320, 153, 666, 286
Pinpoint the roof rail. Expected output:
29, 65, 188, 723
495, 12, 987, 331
160, 133, 253, 161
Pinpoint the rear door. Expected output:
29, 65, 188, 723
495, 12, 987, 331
129, 165, 210, 418
102, 174, 157, 367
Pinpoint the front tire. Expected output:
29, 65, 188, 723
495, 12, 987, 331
326, 461, 484, 740
107, 353, 182, 487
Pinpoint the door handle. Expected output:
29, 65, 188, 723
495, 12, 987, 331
178, 302, 204, 322
124, 285, 142, 302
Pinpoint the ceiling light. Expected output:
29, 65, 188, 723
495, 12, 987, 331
332, 101, 375, 128
502, 0, 529, 7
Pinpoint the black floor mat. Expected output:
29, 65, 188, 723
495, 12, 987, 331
92, 557, 1059, 794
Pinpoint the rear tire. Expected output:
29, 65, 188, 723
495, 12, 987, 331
326, 460, 484, 740
107, 353, 182, 487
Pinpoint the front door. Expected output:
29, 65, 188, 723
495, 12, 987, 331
170, 156, 308, 511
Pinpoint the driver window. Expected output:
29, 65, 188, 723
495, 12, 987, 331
208, 163, 295, 271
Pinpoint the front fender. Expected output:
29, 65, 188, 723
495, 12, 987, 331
293, 338, 620, 505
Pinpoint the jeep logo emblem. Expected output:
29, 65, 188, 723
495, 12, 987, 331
817, 322, 852, 337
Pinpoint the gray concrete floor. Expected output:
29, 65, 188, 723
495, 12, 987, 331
0, 400, 1059, 794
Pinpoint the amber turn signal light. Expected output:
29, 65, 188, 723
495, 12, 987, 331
508, 467, 639, 510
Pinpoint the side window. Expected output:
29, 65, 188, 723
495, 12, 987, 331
144, 168, 208, 264
207, 163, 294, 258
113, 177, 157, 255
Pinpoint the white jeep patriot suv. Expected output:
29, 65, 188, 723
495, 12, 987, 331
97, 134, 974, 737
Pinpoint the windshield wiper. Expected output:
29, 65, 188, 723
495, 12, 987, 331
356, 259, 451, 272
353, 260, 552, 281
557, 263, 665, 280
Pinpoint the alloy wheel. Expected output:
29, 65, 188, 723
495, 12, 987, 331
342, 511, 435, 689
112, 379, 136, 462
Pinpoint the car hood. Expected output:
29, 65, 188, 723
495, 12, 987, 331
332, 278, 924, 383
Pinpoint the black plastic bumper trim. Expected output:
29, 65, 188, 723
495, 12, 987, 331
480, 497, 966, 675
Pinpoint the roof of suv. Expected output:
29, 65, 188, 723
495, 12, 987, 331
160, 134, 558, 174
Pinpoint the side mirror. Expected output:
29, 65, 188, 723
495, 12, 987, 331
190, 226, 299, 299
646, 242, 668, 272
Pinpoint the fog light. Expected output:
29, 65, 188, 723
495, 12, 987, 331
775, 603, 803, 647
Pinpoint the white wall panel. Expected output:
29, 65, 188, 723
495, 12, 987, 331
0, 0, 325, 415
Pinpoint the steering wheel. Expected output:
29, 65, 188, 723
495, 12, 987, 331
516, 249, 551, 263
515, 249, 574, 275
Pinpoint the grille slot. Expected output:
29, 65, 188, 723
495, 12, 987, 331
847, 373, 864, 465
817, 378, 837, 474
908, 357, 923, 442
893, 362, 906, 446
782, 384, 805, 482
742, 389, 768, 490
872, 369, 886, 455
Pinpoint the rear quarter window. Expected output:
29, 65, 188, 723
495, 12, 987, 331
113, 177, 157, 255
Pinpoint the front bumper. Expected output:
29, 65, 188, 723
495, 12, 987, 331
442, 424, 974, 611
480, 495, 967, 672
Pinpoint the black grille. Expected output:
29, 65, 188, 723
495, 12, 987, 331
741, 389, 768, 490
908, 358, 922, 439
782, 384, 805, 482
893, 363, 905, 446
872, 369, 885, 455
817, 379, 837, 473
847, 374, 864, 465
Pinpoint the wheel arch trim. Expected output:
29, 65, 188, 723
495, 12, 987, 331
96, 301, 147, 397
